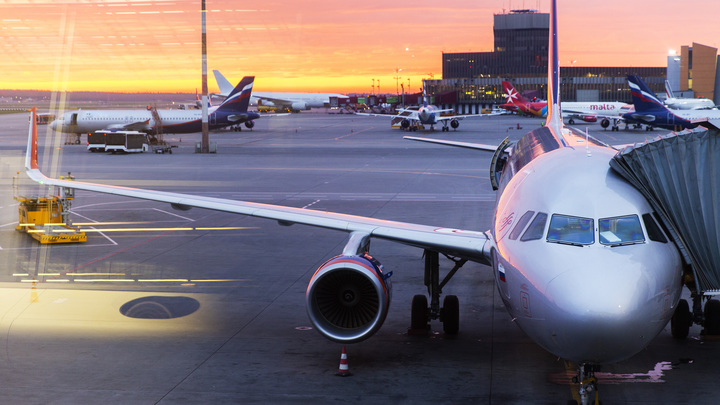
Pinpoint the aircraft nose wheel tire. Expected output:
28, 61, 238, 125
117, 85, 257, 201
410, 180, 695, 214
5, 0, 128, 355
442, 295, 459, 334
671, 299, 692, 339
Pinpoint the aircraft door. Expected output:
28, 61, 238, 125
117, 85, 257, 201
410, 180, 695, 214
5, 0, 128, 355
70, 113, 78, 125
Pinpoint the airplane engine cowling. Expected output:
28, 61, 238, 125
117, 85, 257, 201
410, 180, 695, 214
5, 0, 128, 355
306, 254, 392, 343
450, 118, 460, 129
600, 118, 610, 128
291, 101, 308, 111
401, 119, 410, 128
581, 115, 597, 123
244, 120, 255, 129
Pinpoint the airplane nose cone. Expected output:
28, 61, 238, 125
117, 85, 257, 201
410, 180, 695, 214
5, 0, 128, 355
50, 120, 59, 131
543, 267, 664, 363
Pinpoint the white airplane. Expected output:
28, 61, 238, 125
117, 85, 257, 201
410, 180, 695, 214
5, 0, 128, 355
24, 2, 696, 403
213, 70, 348, 112
664, 80, 716, 110
50, 77, 260, 135
357, 102, 501, 132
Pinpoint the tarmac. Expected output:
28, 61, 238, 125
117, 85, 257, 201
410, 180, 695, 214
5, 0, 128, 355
0, 110, 717, 404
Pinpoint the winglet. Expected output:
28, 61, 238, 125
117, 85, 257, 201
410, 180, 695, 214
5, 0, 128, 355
545, 0, 564, 137
26, 107, 39, 171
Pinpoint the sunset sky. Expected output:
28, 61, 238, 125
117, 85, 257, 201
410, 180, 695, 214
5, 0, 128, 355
2, 0, 719, 94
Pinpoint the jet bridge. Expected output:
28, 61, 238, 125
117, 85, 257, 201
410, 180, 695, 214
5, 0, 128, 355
609, 128, 720, 296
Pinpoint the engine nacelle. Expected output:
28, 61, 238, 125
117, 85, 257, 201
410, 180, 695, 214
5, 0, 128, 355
600, 118, 610, 128
244, 120, 255, 129
401, 119, 410, 129
291, 101, 309, 111
450, 118, 460, 129
581, 115, 597, 123
306, 254, 392, 343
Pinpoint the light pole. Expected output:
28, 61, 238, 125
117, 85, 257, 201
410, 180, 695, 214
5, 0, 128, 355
394, 68, 402, 97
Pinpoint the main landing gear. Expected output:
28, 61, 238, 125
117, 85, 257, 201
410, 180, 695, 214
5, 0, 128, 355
569, 363, 600, 405
670, 292, 720, 338
409, 250, 467, 335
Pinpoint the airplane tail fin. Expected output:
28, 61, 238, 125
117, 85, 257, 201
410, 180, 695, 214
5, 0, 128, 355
213, 70, 235, 97
628, 75, 667, 113
216, 76, 254, 113
544, 0, 563, 135
501, 81, 528, 105
664, 80, 675, 100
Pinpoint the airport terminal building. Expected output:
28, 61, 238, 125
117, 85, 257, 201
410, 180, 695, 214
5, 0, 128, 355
425, 9, 717, 113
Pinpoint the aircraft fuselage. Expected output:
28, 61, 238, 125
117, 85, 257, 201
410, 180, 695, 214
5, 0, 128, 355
490, 125, 683, 364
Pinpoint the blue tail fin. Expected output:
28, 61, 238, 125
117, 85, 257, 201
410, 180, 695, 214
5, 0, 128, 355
627, 75, 667, 113
217, 76, 254, 113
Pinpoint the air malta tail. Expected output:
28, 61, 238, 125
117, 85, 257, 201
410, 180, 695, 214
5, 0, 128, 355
215, 76, 254, 113
499, 81, 547, 117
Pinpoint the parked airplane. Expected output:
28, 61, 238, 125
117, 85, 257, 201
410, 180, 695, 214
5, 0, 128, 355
625, 74, 720, 131
499, 80, 631, 125
213, 70, 348, 112
663, 80, 716, 110
50, 77, 259, 135
357, 101, 500, 131
24, 2, 697, 403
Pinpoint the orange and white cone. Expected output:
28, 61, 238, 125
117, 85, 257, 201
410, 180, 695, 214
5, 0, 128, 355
336, 346, 352, 377
30, 278, 39, 303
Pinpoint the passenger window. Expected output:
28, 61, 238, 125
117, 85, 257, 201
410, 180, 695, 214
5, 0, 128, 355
599, 215, 645, 246
520, 212, 547, 241
547, 214, 594, 245
509, 210, 535, 240
642, 213, 667, 243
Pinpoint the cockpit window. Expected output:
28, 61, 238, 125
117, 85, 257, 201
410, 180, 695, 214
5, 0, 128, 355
509, 210, 535, 240
599, 215, 645, 246
547, 214, 594, 245
520, 212, 547, 241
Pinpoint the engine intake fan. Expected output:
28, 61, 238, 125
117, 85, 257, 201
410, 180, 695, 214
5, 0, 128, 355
306, 254, 392, 343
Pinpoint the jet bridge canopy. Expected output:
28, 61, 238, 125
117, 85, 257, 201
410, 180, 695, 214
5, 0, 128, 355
609, 128, 720, 295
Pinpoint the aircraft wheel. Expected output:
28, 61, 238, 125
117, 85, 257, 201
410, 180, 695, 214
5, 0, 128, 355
410, 294, 429, 331
671, 299, 692, 339
442, 295, 459, 335
704, 299, 720, 335
568, 119, 575, 125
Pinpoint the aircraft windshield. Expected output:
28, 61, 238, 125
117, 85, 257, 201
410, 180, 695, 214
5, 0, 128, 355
547, 214, 594, 246
599, 215, 645, 246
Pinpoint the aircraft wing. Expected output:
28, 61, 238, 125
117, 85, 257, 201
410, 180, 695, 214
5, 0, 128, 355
106, 119, 151, 132
24, 109, 491, 264
403, 136, 500, 152
435, 112, 503, 121
254, 95, 293, 107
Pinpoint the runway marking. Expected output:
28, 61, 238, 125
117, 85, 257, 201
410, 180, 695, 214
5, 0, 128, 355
302, 200, 321, 209
333, 126, 375, 140
152, 208, 195, 221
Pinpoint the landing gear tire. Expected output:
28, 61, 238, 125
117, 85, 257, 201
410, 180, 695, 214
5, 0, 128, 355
411, 294, 429, 331
671, 299, 692, 339
442, 295, 459, 335
704, 299, 720, 335
568, 118, 575, 124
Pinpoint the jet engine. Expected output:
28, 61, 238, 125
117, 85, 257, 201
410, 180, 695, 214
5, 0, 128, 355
600, 118, 610, 129
306, 254, 392, 343
450, 119, 460, 129
581, 115, 597, 123
291, 101, 308, 111
401, 119, 410, 129
245, 120, 255, 129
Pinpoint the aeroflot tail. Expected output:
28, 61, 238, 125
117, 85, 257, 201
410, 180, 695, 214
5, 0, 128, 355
216, 76, 254, 113
627, 75, 667, 113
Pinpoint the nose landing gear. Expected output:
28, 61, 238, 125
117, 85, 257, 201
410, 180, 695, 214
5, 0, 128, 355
569, 363, 600, 405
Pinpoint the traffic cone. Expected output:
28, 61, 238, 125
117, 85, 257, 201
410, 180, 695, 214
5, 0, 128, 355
30, 278, 39, 303
336, 346, 352, 377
